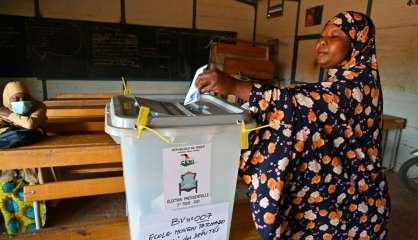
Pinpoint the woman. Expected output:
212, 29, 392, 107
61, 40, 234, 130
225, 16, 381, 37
0, 81, 47, 234
196, 11, 389, 239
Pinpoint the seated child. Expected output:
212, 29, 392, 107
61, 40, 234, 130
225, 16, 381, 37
0, 81, 46, 148
0, 81, 47, 235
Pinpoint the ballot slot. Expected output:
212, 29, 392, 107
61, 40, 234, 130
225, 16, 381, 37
118, 96, 233, 118
110, 94, 250, 129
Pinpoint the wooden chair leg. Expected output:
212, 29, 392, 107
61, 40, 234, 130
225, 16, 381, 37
33, 201, 41, 230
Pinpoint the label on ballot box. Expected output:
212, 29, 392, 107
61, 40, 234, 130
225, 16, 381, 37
139, 202, 229, 240
163, 144, 212, 210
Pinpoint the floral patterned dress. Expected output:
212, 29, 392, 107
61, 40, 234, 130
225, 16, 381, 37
239, 11, 390, 240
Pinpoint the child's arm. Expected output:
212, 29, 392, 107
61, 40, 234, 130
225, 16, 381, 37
0, 119, 8, 129
7, 103, 47, 130
0, 107, 11, 119
0, 107, 12, 129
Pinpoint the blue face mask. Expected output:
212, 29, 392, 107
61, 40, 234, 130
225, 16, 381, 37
10, 101, 33, 115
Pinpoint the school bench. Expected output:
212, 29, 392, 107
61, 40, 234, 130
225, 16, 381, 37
0, 132, 124, 229
46, 105, 105, 119
44, 99, 109, 107
47, 116, 105, 135
44, 98, 120, 172
0, 133, 123, 199
44, 98, 108, 134
2, 95, 121, 229
44, 96, 123, 173
40, 103, 122, 225
44, 98, 108, 135
44, 98, 109, 132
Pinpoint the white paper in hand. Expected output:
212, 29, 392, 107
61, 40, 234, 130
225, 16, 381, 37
184, 64, 207, 105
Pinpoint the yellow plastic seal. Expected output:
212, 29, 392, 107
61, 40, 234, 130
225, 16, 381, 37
240, 121, 250, 149
135, 106, 150, 138
122, 77, 131, 96
135, 106, 184, 145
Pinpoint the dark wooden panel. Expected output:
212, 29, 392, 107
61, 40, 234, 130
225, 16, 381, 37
0, 15, 29, 76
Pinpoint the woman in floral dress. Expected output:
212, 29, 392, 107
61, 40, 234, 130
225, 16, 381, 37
196, 11, 390, 240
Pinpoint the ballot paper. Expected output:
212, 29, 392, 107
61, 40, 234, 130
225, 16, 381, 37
184, 64, 207, 105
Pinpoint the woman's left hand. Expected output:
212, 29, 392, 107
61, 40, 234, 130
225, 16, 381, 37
0, 107, 12, 118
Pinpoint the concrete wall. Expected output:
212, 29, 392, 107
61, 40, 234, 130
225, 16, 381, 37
196, 0, 254, 40
255, 0, 298, 82
0, 0, 34, 17
126, 0, 192, 28
256, 0, 418, 170
41, 0, 121, 23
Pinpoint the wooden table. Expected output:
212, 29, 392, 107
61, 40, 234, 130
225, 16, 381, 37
382, 114, 407, 169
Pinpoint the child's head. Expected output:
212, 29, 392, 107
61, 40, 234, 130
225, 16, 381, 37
3, 81, 33, 115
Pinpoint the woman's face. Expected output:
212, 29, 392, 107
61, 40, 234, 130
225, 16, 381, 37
315, 23, 351, 68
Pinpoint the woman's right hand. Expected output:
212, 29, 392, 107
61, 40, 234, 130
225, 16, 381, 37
195, 69, 252, 101
195, 69, 236, 95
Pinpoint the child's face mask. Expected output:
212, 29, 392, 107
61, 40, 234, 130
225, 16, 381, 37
11, 101, 33, 115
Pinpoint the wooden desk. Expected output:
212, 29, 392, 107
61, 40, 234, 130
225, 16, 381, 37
0, 134, 119, 170
47, 116, 105, 134
47, 105, 105, 118
44, 99, 109, 107
44, 98, 108, 133
0, 133, 123, 200
0, 133, 122, 230
382, 114, 407, 130
15, 200, 260, 240
54, 92, 118, 99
